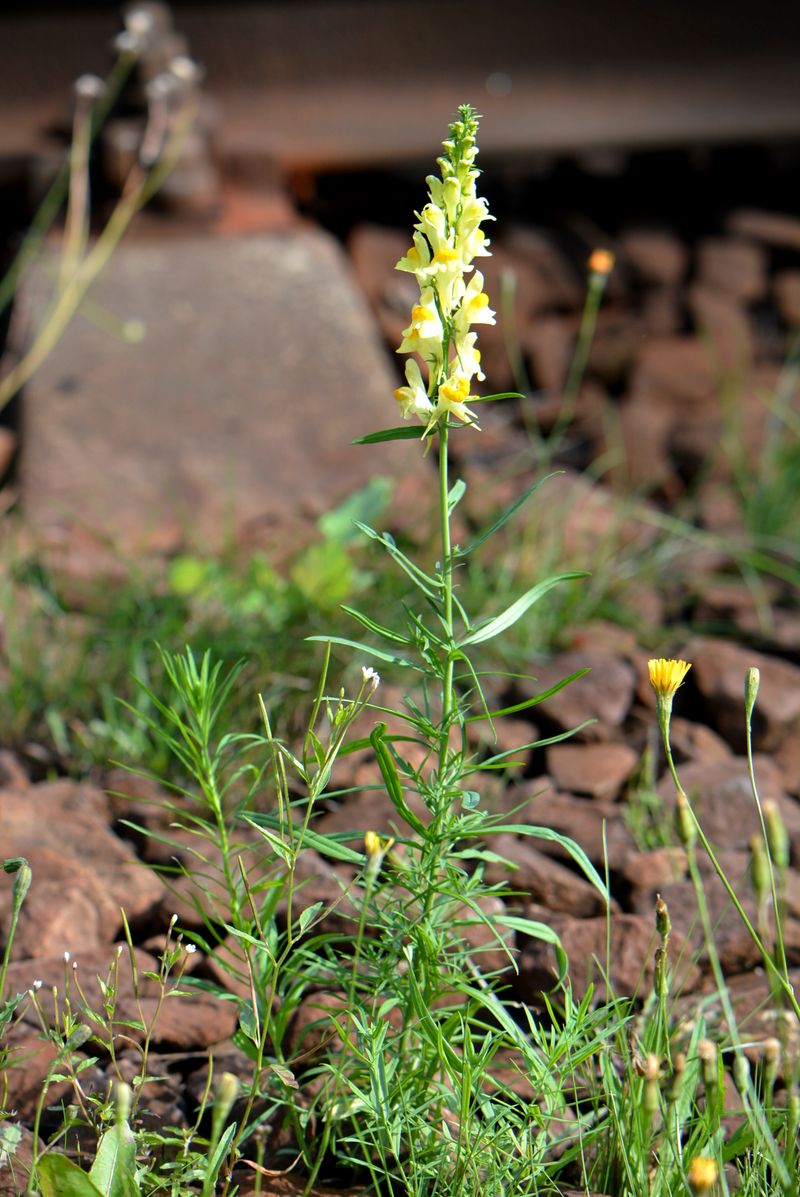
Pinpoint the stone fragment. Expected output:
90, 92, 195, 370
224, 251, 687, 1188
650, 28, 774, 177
20, 229, 421, 550
0, 782, 165, 954
515, 788, 636, 871
522, 313, 574, 391
501, 226, 583, 308
640, 286, 683, 336
135, 990, 239, 1050
727, 208, 800, 251
483, 835, 609, 916
517, 909, 698, 1003
633, 849, 800, 976
684, 636, 800, 752
656, 755, 800, 853
522, 649, 636, 741
667, 716, 733, 765
546, 741, 638, 801
620, 847, 687, 896
687, 283, 755, 373
620, 229, 688, 286
773, 270, 800, 326
696, 237, 768, 302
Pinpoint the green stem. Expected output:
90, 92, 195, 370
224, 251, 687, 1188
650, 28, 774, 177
545, 267, 608, 462
438, 418, 454, 778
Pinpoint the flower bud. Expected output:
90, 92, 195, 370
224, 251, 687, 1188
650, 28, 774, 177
675, 790, 696, 851
744, 666, 760, 722
733, 1052, 750, 1094
750, 833, 771, 907
697, 1038, 717, 1091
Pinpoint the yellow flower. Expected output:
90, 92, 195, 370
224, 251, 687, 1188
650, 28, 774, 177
648, 658, 691, 700
686, 1156, 718, 1193
394, 358, 434, 422
437, 372, 477, 425
364, 830, 395, 885
394, 104, 493, 437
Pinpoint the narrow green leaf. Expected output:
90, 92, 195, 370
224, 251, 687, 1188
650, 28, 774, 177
340, 606, 412, 646
456, 473, 561, 558
459, 572, 588, 646
370, 726, 427, 836
496, 914, 569, 983
469, 390, 523, 404
353, 522, 442, 597
243, 818, 293, 866
37, 1155, 105, 1197
484, 823, 608, 898
352, 425, 426, 444
305, 636, 417, 670
466, 668, 590, 721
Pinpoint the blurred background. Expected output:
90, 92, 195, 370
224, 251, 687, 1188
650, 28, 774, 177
0, 1, 798, 777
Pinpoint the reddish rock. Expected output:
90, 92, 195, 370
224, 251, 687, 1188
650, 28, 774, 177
656, 756, 800, 853
0, 782, 165, 955
517, 909, 699, 1002
516, 788, 636, 871
631, 336, 717, 405
667, 716, 733, 766
501, 226, 583, 309
135, 990, 239, 1050
688, 283, 755, 373
483, 835, 609, 915
726, 208, 800, 251
620, 847, 687, 896
546, 741, 638, 801
634, 849, 800, 977
523, 649, 636, 741
773, 270, 800, 326
620, 229, 688, 286
522, 313, 574, 391
684, 636, 800, 752
695, 237, 768, 303
641, 286, 683, 336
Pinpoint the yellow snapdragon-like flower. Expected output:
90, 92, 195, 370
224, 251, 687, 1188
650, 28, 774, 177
394, 104, 495, 436
394, 358, 435, 423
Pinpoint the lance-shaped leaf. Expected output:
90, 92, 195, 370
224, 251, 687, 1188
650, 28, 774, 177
458, 572, 588, 646
455, 472, 560, 558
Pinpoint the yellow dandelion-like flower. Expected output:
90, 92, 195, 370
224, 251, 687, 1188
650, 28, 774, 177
648, 658, 691, 700
686, 1155, 718, 1193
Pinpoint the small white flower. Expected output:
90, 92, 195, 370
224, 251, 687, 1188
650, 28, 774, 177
361, 666, 381, 693
184, 943, 197, 955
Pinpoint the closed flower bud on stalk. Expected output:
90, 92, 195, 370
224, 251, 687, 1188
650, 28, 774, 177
675, 789, 696, 851
750, 833, 771, 907
744, 666, 760, 722
697, 1038, 717, 1090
